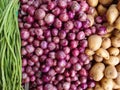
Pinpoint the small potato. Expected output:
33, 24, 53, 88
103, 33, 112, 38
87, 15, 94, 27
114, 72, 120, 85
102, 37, 111, 49
89, 56, 93, 61
108, 47, 119, 56
106, 25, 114, 33
113, 30, 120, 38
104, 65, 118, 79
117, 1, 120, 11
106, 5, 119, 25
87, 0, 98, 7
94, 55, 103, 62
111, 37, 120, 47
85, 48, 95, 56
97, 4, 107, 15
92, 8, 98, 17
115, 16, 120, 30
96, 48, 110, 59
90, 63, 105, 81
113, 80, 120, 89
94, 83, 104, 90
116, 64, 120, 72
88, 35, 102, 51
103, 56, 120, 66
99, 0, 113, 5
101, 78, 113, 90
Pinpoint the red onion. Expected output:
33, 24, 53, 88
58, 0, 67, 8
21, 29, 30, 40
35, 28, 43, 36
64, 21, 74, 30
27, 6, 35, 16
35, 9, 46, 20
44, 13, 55, 24
54, 18, 62, 28
35, 48, 43, 56
72, 49, 79, 57
31, 55, 39, 63
26, 45, 35, 53
59, 13, 69, 22
70, 40, 78, 49
56, 50, 66, 60
71, 1, 80, 12
52, 7, 61, 16
63, 82, 71, 90
40, 41, 48, 49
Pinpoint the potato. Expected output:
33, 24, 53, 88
85, 48, 95, 56
90, 63, 105, 81
94, 83, 104, 90
103, 33, 112, 38
103, 56, 120, 66
101, 78, 113, 90
115, 16, 120, 30
97, 4, 107, 15
117, 54, 120, 61
104, 65, 118, 79
87, 88, 93, 90
111, 37, 120, 47
92, 8, 98, 17
106, 25, 114, 33
88, 35, 102, 51
117, 1, 120, 11
106, 5, 119, 25
116, 64, 120, 72
113, 81, 120, 89
89, 56, 93, 61
87, 15, 94, 27
96, 48, 110, 59
94, 55, 103, 62
87, 0, 98, 7
114, 72, 120, 85
108, 47, 119, 56
102, 37, 111, 49
113, 29, 120, 38
99, 0, 113, 5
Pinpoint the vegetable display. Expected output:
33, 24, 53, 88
0, 0, 120, 90
0, 0, 22, 90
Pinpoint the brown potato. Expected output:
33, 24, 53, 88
108, 47, 119, 56
106, 25, 114, 33
94, 83, 104, 90
117, 1, 120, 11
101, 78, 113, 90
97, 4, 107, 15
114, 72, 120, 85
85, 48, 95, 56
96, 48, 110, 59
102, 37, 111, 49
116, 64, 120, 72
103, 56, 120, 66
87, 15, 94, 27
99, 0, 113, 5
106, 5, 119, 25
103, 33, 112, 38
87, 0, 98, 7
113, 81, 120, 89
88, 35, 102, 51
90, 63, 105, 81
113, 29, 120, 38
111, 37, 120, 47
94, 55, 103, 62
115, 16, 120, 30
104, 65, 118, 79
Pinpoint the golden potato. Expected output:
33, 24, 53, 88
102, 37, 111, 49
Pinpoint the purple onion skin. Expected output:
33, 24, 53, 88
19, 0, 107, 89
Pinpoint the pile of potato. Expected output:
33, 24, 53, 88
86, 0, 120, 90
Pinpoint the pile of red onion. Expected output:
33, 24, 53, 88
19, 0, 106, 90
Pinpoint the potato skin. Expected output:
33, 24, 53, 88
99, 0, 113, 5
115, 16, 120, 30
108, 47, 119, 56
103, 56, 119, 66
87, 0, 98, 7
111, 37, 120, 48
96, 48, 110, 59
94, 55, 103, 62
90, 63, 105, 81
102, 38, 111, 49
88, 35, 102, 51
106, 5, 119, 25
104, 65, 118, 79
97, 4, 107, 15
101, 78, 113, 90
114, 72, 120, 85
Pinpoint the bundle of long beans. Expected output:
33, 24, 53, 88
0, 0, 22, 90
